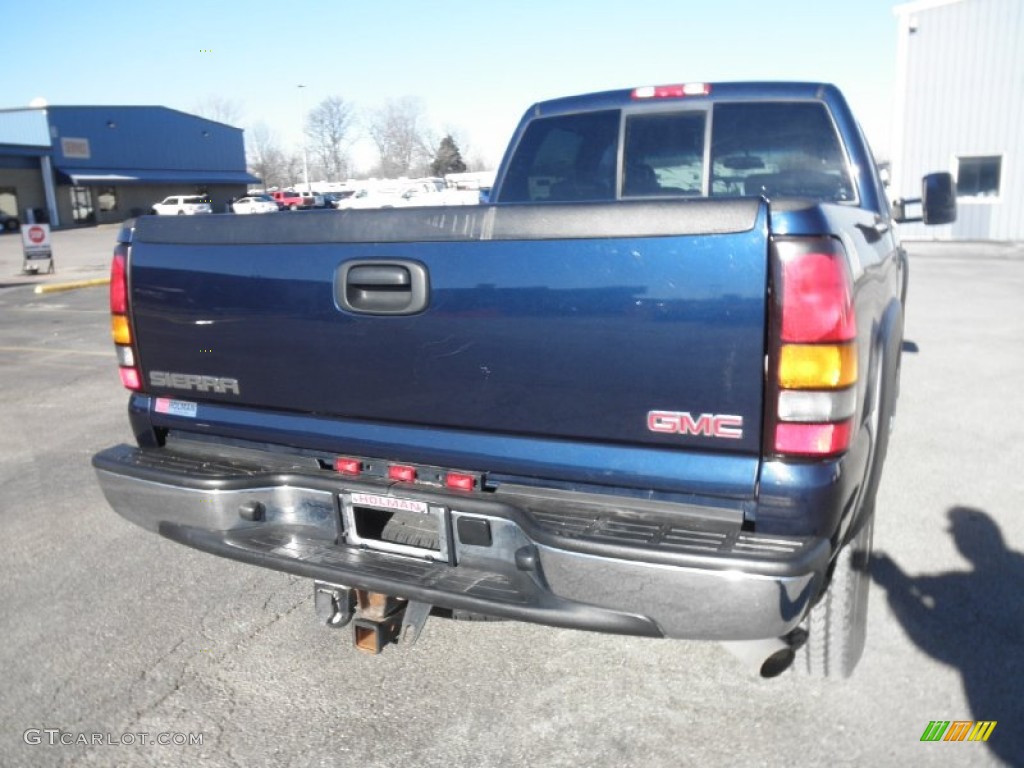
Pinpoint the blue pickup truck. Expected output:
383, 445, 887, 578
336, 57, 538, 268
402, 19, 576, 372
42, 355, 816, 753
93, 82, 953, 678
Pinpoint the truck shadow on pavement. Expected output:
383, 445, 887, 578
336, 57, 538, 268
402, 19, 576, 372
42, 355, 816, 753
870, 506, 1023, 764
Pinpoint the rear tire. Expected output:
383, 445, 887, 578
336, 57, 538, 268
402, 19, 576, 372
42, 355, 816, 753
794, 332, 897, 679
795, 513, 874, 678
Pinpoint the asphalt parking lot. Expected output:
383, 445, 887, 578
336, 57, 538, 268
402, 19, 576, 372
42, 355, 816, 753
1, 226, 1022, 768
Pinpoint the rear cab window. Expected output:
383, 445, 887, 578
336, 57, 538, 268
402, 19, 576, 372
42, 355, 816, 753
709, 102, 854, 202
498, 101, 855, 205
496, 110, 618, 202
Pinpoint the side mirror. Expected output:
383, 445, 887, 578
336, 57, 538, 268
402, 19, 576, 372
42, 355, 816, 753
892, 172, 957, 225
922, 172, 957, 225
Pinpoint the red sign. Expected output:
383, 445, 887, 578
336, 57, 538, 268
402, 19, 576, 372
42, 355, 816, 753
21, 222, 52, 260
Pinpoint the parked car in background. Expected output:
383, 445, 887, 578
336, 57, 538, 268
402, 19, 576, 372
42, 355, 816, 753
1, 211, 20, 231
335, 182, 478, 209
322, 192, 351, 209
326, 191, 356, 209
271, 190, 314, 210
151, 195, 213, 216
232, 195, 279, 215
333, 188, 398, 209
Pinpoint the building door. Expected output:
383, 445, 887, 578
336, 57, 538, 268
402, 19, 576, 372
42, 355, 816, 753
69, 186, 94, 224
0, 187, 17, 219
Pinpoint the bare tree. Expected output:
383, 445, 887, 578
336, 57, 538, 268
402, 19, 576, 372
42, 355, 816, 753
193, 96, 244, 126
284, 153, 306, 189
367, 97, 432, 178
306, 96, 357, 182
247, 122, 288, 190
465, 152, 492, 172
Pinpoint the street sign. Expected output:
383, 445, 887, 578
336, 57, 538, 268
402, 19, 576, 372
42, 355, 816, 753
21, 223, 55, 274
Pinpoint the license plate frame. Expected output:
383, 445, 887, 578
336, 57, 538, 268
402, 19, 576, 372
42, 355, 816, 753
341, 491, 451, 563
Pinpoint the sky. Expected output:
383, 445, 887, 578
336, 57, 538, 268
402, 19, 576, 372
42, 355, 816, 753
6, 0, 907, 174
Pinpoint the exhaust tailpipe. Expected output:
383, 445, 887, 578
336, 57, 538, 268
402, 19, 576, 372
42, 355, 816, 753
720, 636, 797, 678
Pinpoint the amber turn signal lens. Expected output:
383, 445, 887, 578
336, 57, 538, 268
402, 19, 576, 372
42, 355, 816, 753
778, 343, 857, 389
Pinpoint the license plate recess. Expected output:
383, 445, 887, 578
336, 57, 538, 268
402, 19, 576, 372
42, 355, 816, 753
342, 491, 451, 563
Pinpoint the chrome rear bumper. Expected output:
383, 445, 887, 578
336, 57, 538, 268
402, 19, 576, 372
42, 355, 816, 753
93, 443, 830, 641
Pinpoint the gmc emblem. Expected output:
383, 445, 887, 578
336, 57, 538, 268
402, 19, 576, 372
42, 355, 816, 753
647, 410, 744, 439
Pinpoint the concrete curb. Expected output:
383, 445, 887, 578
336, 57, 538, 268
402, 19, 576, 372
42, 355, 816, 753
34, 277, 110, 295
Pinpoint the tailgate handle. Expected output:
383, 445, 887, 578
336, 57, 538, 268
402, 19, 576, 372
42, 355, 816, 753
337, 260, 430, 315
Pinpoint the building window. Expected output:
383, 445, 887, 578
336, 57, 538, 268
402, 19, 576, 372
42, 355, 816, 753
70, 187, 94, 223
96, 186, 117, 210
956, 156, 1001, 198
97, 187, 118, 212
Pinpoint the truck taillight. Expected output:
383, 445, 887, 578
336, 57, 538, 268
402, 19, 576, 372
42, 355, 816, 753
769, 238, 857, 458
110, 244, 142, 391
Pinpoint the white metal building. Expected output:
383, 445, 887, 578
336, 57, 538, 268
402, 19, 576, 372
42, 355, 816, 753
891, 0, 1023, 241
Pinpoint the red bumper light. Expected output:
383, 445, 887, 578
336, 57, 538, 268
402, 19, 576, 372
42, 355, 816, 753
388, 465, 417, 482
445, 472, 476, 492
333, 458, 362, 476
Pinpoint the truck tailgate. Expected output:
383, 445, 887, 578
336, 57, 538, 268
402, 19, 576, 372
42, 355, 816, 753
128, 200, 768, 456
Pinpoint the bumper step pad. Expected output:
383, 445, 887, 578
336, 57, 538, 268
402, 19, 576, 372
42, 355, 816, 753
160, 522, 661, 637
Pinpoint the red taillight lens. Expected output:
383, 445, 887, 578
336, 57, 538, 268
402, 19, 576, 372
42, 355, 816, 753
110, 243, 142, 391
110, 247, 128, 313
778, 246, 856, 343
774, 421, 853, 457
770, 238, 858, 458
118, 367, 142, 391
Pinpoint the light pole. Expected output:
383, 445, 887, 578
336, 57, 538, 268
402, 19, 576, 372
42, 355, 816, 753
297, 84, 310, 193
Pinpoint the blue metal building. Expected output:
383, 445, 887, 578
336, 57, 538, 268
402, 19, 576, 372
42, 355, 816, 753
0, 105, 259, 228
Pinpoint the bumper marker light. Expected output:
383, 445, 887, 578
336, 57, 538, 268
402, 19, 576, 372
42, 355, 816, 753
388, 465, 417, 483
334, 458, 362, 476
445, 472, 476, 492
